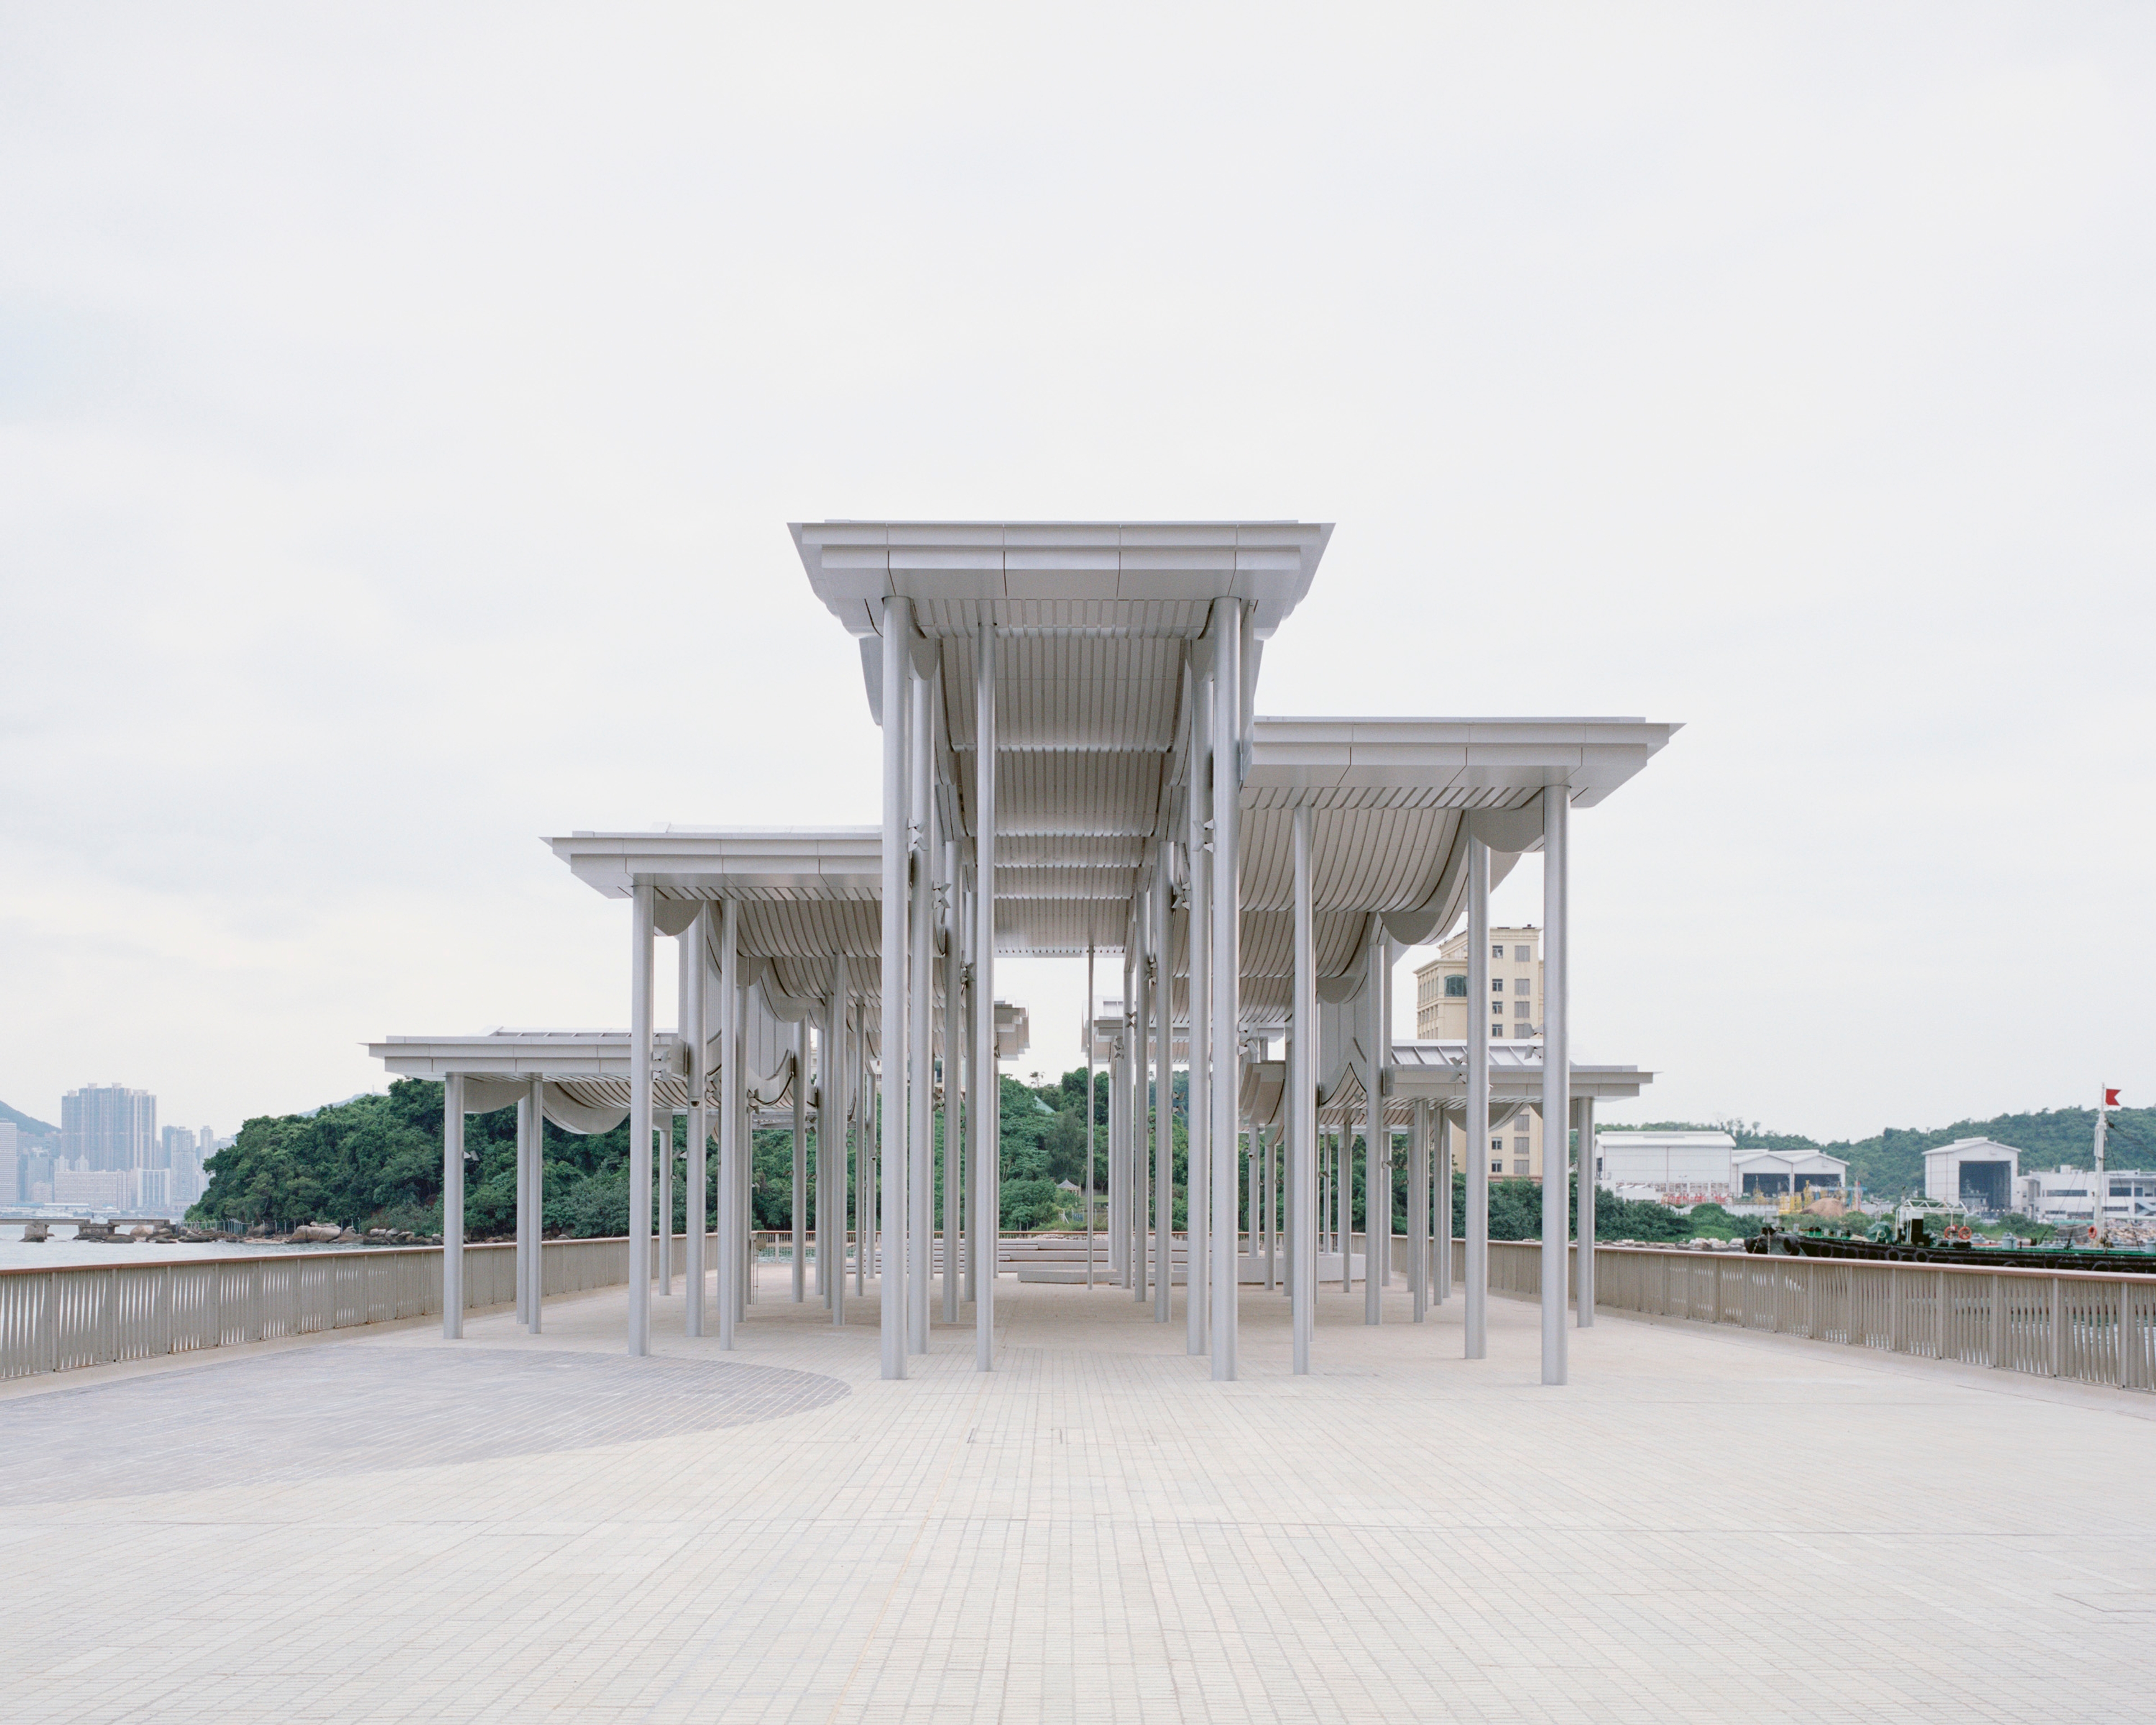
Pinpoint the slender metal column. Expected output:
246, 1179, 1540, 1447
878, 597, 911, 1381
735, 1028, 751, 1317
1266, 1125, 1277, 1291
1153, 843, 1172, 1324
908, 662, 934, 1355
963, 919, 980, 1307
1290, 802, 1315, 1373
1541, 784, 1570, 1385
1437, 1103, 1454, 1302
513, 1087, 531, 1328
944, 839, 963, 1322
826, 959, 848, 1325
660, 1107, 675, 1298
686, 905, 709, 1336
1465, 839, 1490, 1360
1108, 1042, 1126, 1284
1328, 1112, 1345, 1285
660, 934, 689, 1300
1186, 708, 1211, 1355
717, 896, 739, 1349
442, 1073, 465, 1340
628, 882, 654, 1357
1263, 1118, 1273, 1281
855, 1019, 867, 1299
972, 617, 999, 1371
1409, 1098, 1428, 1323
1365, 928, 1387, 1324
1132, 905, 1150, 1307
792, 1017, 808, 1303
1575, 1093, 1596, 1327
527, 1074, 546, 1331
1208, 601, 1241, 1381
1086, 943, 1098, 1294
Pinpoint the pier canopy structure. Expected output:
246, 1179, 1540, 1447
371, 519, 1678, 1390
789, 520, 1675, 1385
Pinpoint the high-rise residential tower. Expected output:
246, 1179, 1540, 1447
61, 1085, 157, 1172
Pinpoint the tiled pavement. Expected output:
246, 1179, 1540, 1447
1, 1264, 2152, 1723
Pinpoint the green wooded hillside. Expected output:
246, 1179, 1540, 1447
192, 1069, 2147, 1236
189, 1070, 1127, 1236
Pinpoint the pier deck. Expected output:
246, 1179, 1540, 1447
1, 1270, 2150, 1723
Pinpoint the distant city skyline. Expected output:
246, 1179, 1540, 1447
1, 1087, 220, 1213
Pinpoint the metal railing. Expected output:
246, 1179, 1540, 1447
0, 1236, 640, 1382
1455, 1238, 2156, 1393
18, 1229, 2143, 1395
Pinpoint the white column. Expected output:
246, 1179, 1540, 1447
1328, 1112, 1345, 1285
1465, 840, 1490, 1361
1108, 1041, 1126, 1283
628, 882, 654, 1357
792, 1017, 808, 1303
717, 896, 739, 1349
442, 1072, 465, 1340
1208, 601, 1241, 1381
1437, 1104, 1454, 1303
527, 1075, 546, 1332
1132, 907, 1150, 1307
973, 617, 999, 1371
944, 839, 963, 1322
1086, 942, 1099, 1294
1185, 712, 1210, 1355
825, 959, 848, 1325
1365, 928, 1387, 1325
1575, 1093, 1596, 1327
513, 1086, 532, 1328
963, 928, 980, 1307
856, 1020, 868, 1299
661, 936, 688, 1301
908, 665, 935, 1353
1540, 784, 1569, 1386
1409, 1097, 1428, 1323
685, 906, 709, 1336
1290, 802, 1315, 1373
1153, 845, 1172, 1325
878, 597, 911, 1381
735, 1023, 751, 1317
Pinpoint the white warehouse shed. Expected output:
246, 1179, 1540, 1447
1730, 1147, 1848, 1198
1595, 1131, 1846, 1203
1595, 1131, 1737, 1199
1923, 1138, 2020, 1213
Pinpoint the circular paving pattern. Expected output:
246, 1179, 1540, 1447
0, 1347, 850, 1505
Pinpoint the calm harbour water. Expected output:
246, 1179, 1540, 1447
0, 1236, 337, 1272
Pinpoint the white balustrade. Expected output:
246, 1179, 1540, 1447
0, 1235, 656, 1382
1451, 1238, 2154, 1393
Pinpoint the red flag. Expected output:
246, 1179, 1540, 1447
2104, 1088, 2121, 1108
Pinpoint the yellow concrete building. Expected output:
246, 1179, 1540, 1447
1414, 927, 1549, 1180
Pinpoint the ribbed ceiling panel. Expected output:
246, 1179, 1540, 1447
995, 898, 1133, 956
768, 955, 882, 1006
998, 834, 1145, 869
1158, 907, 1365, 979
940, 636, 1185, 752
999, 751, 1164, 837
995, 865, 1137, 902
910, 599, 1213, 638
738, 901, 881, 960
1240, 807, 1458, 912
1242, 783, 1540, 811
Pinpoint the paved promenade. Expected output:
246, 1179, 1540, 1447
2, 1266, 2152, 1723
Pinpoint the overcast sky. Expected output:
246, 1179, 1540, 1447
3, 4, 2151, 1142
